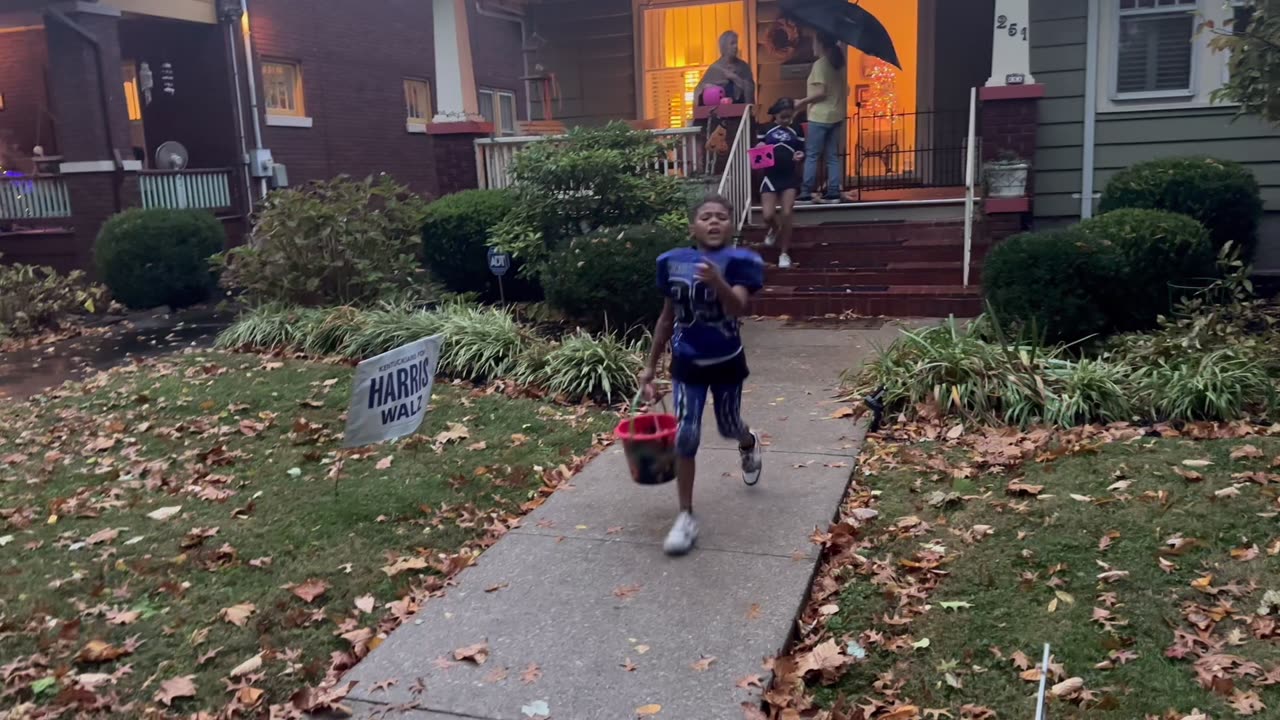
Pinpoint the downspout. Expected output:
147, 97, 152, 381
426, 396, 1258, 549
1080, 0, 1101, 219
474, 1, 532, 121
225, 16, 254, 221
240, 0, 268, 198
44, 8, 123, 212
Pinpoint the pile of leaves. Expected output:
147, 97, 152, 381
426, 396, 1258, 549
217, 302, 647, 405
762, 415, 1280, 719
0, 353, 612, 717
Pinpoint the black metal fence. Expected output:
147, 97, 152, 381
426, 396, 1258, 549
838, 108, 974, 194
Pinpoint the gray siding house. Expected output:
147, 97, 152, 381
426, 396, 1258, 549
1031, 0, 1280, 271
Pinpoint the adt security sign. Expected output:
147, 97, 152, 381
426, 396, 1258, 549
487, 247, 511, 277
343, 335, 442, 448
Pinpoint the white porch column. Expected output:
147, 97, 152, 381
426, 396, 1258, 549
987, 0, 1035, 87
432, 0, 483, 123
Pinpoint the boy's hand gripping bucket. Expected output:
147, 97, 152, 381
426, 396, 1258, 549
614, 391, 678, 486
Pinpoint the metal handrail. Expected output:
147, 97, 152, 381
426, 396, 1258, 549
716, 105, 754, 236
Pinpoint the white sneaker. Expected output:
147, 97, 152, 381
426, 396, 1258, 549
778, 253, 793, 269
764, 228, 777, 247
663, 511, 699, 556
741, 430, 763, 486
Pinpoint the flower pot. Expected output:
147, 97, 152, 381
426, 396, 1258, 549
984, 160, 1030, 198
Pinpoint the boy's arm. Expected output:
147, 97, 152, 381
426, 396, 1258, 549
641, 299, 675, 393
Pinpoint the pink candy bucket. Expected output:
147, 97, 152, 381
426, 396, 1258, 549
748, 145, 776, 171
702, 86, 726, 105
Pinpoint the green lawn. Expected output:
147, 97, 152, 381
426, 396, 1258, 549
783, 425, 1280, 719
0, 352, 611, 716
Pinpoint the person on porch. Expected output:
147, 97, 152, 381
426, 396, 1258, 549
796, 33, 849, 203
696, 30, 755, 106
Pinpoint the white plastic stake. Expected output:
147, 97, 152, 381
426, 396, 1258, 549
1034, 642, 1051, 720
962, 86, 978, 288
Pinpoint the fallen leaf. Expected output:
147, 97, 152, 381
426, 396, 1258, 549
613, 584, 643, 600
77, 640, 129, 664
86, 528, 119, 546
939, 601, 973, 611
105, 609, 140, 626
622, 658, 638, 672
229, 653, 263, 677
912, 637, 931, 650
382, 556, 429, 577
691, 655, 717, 672
1174, 467, 1204, 482
1229, 689, 1266, 716
154, 675, 197, 706
1183, 459, 1214, 468
146, 506, 182, 521
236, 686, 265, 706
521, 700, 551, 718
881, 707, 922, 720
946, 423, 965, 440
636, 704, 662, 717
454, 642, 489, 665
354, 595, 376, 613
290, 578, 330, 603
634, 644, 650, 655
737, 674, 764, 689
1050, 677, 1084, 698
375, 456, 394, 470
467, 441, 488, 451
746, 603, 763, 620
520, 663, 542, 684
1158, 557, 1178, 573
1007, 480, 1043, 497
483, 666, 509, 683
1216, 485, 1243, 499
510, 433, 529, 446
830, 407, 855, 419
485, 582, 509, 593
1232, 445, 1264, 460
248, 556, 273, 568
219, 603, 255, 627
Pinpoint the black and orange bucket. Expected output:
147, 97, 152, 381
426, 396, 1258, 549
614, 392, 678, 486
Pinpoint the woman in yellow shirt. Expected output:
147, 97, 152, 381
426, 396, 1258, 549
796, 34, 849, 203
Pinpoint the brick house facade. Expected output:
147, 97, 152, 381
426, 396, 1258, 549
0, 0, 525, 273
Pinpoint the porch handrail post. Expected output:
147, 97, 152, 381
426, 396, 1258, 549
963, 88, 978, 288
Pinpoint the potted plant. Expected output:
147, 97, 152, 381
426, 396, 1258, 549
984, 150, 1031, 198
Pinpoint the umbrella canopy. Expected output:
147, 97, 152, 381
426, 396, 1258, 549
778, 0, 901, 69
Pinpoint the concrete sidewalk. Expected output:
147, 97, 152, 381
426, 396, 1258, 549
341, 320, 901, 719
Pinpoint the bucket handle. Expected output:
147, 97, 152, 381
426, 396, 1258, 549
629, 386, 671, 419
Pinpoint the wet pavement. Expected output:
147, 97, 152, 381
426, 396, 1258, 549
0, 306, 231, 400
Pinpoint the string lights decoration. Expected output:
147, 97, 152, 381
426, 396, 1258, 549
864, 58, 899, 119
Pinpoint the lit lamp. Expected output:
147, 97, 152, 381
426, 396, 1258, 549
0, 93, 6, 111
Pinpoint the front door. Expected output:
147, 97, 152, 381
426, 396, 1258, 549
641, 1, 747, 129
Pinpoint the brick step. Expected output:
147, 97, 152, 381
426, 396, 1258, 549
755, 243, 989, 268
753, 286, 983, 319
765, 262, 975, 287
743, 220, 968, 245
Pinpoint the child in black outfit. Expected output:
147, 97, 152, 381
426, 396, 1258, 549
757, 98, 805, 269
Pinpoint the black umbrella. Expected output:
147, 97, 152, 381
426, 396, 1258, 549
779, 0, 901, 69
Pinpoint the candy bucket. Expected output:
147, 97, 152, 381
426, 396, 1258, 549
614, 394, 677, 486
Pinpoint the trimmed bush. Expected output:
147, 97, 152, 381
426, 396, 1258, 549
219, 175, 429, 307
1099, 157, 1263, 259
95, 208, 224, 309
982, 227, 1123, 344
1079, 209, 1215, 331
542, 224, 686, 330
422, 189, 538, 300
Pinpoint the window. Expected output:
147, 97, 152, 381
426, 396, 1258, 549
404, 78, 433, 124
121, 61, 142, 122
642, 2, 747, 129
479, 88, 518, 135
1115, 0, 1198, 97
263, 60, 305, 117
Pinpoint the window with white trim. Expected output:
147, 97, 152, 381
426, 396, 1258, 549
404, 78, 433, 123
479, 88, 518, 135
263, 60, 306, 117
1115, 0, 1198, 98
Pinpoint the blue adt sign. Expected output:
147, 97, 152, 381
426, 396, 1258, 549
487, 247, 512, 277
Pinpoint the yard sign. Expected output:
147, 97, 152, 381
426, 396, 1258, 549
343, 335, 443, 448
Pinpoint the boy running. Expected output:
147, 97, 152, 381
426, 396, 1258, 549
639, 194, 765, 556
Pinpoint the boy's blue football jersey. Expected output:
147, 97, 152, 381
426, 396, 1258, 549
657, 246, 765, 361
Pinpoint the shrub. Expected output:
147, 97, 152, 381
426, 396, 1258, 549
1078, 209, 1215, 331
1135, 348, 1275, 422
535, 330, 644, 404
95, 208, 224, 309
542, 224, 686, 329
436, 305, 537, 382
491, 123, 691, 271
0, 256, 106, 338
422, 189, 538, 300
341, 302, 444, 360
216, 303, 320, 351
220, 175, 429, 307
983, 228, 1123, 344
1098, 157, 1263, 259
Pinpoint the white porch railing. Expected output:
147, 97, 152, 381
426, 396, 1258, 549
140, 169, 233, 211
475, 127, 705, 190
717, 105, 754, 236
0, 175, 71, 220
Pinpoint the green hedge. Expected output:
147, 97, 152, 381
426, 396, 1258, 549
1098, 156, 1263, 259
1078, 209, 1215, 331
541, 224, 686, 330
983, 227, 1123, 344
422, 189, 538, 300
95, 208, 224, 309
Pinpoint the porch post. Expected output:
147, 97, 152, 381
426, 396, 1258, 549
432, 0, 482, 123
987, 0, 1035, 87
427, 0, 493, 197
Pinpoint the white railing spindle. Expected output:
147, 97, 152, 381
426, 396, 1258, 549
140, 169, 233, 211
0, 175, 72, 220
474, 126, 706, 190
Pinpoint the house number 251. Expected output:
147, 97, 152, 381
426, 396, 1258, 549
996, 15, 1029, 41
